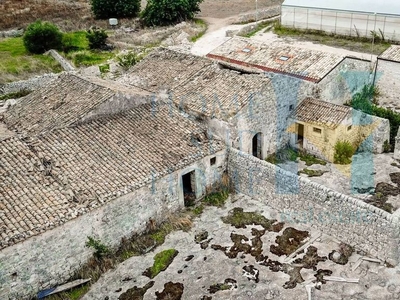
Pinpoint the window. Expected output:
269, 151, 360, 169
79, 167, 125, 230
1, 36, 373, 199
210, 157, 216, 166
242, 48, 251, 53
313, 127, 322, 134
347, 125, 352, 131
279, 56, 290, 61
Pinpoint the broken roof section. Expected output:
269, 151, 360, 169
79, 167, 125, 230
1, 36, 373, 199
379, 45, 400, 62
4, 73, 150, 136
291, 98, 351, 128
118, 48, 213, 92
0, 103, 223, 249
207, 37, 346, 82
172, 65, 272, 120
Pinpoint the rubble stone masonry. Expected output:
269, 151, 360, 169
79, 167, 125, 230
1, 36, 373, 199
228, 148, 400, 265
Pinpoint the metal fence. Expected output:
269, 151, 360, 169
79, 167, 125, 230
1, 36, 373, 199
281, 6, 400, 42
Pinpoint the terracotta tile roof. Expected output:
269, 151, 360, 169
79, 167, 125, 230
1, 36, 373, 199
118, 48, 213, 92
4, 73, 147, 135
207, 37, 345, 82
291, 98, 351, 128
0, 103, 223, 249
0, 137, 71, 249
172, 65, 273, 120
379, 45, 400, 62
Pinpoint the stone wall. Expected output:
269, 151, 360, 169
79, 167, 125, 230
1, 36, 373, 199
46, 50, 75, 72
0, 73, 58, 95
237, 5, 281, 24
375, 59, 400, 112
228, 148, 400, 264
318, 57, 373, 105
0, 150, 226, 299
207, 73, 318, 160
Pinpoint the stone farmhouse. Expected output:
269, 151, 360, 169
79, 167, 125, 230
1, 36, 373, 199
288, 98, 389, 161
0, 73, 225, 298
0, 47, 398, 298
207, 37, 373, 105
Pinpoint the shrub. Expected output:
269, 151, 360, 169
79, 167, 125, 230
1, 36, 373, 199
86, 28, 109, 50
334, 140, 355, 165
383, 140, 391, 153
23, 20, 63, 54
90, 0, 140, 19
85, 236, 110, 258
116, 50, 142, 70
141, 0, 203, 26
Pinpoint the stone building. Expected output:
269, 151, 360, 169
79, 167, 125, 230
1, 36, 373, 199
288, 98, 390, 161
0, 73, 225, 298
374, 45, 400, 111
206, 37, 373, 105
119, 48, 319, 160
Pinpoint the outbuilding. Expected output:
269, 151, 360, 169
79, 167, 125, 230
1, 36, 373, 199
281, 0, 400, 42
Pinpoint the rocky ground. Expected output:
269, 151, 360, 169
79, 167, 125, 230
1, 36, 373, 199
83, 194, 400, 300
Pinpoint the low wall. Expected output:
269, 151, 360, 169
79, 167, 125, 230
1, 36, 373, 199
237, 5, 281, 24
0, 73, 58, 95
228, 148, 400, 264
0, 151, 227, 299
47, 50, 75, 72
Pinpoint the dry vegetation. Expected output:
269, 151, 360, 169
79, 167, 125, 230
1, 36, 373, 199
0, 0, 97, 31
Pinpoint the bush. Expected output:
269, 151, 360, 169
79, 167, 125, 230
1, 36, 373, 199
141, 0, 203, 26
383, 140, 391, 153
334, 140, 355, 165
349, 84, 400, 150
90, 0, 140, 19
86, 28, 108, 50
116, 50, 142, 70
23, 20, 63, 54
85, 236, 110, 258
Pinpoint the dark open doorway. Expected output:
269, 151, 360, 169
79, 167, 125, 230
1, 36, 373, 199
297, 123, 304, 149
182, 171, 196, 207
252, 132, 262, 159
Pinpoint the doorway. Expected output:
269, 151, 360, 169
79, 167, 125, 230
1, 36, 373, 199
252, 132, 262, 159
182, 171, 196, 207
297, 123, 304, 149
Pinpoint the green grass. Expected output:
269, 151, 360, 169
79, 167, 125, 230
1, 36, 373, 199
298, 152, 327, 166
62, 31, 89, 51
47, 284, 90, 300
273, 23, 391, 55
65, 50, 114, 67
298, 168, 326, 177
190, 19, 208, 42
203, 190, 229, 207
0, 37, 62, 84
240, 20, 277, 38
145, 249, 178, 278
0, 89, 31, 101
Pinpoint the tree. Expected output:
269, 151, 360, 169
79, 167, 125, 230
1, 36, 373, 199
90, 0, 140, 19
141, 0, 203, 26
23, 20, 63, 54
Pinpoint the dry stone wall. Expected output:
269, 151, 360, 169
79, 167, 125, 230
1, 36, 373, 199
228, 148, 400, 264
